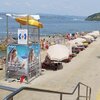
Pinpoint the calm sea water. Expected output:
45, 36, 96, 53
40, 15, 100, 35
0, 13, 100, 37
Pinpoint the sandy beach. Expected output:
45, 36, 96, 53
0, 36, 100, 100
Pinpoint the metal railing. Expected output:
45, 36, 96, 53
1, 82, 91, 100
0, 85, 17, 92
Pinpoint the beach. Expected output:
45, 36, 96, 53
0, 35, 100, 100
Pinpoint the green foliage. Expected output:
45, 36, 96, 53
85, 12, 100, 21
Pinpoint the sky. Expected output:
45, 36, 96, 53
0, 0, 100, 16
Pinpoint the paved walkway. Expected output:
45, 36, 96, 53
1, 37, 100, 100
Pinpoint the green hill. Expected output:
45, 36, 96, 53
85, 13, 100, 21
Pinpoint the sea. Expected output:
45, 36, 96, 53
40, 14, 100, 35
0, 13, 100, 37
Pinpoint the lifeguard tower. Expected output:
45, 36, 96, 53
5, 14, 43, 83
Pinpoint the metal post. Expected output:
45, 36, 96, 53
60, 93, 62, 100
89, 88, 91, 100
20, 24, 22, 28
38, 28, 41, 74
78, 84, 80, 100
6, 14, 9, 81
27, 15, 29, 45
86, 87, 88, 100
6, 15, 8, 40
27, 15, 29, 82
38, 28, 40, 43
